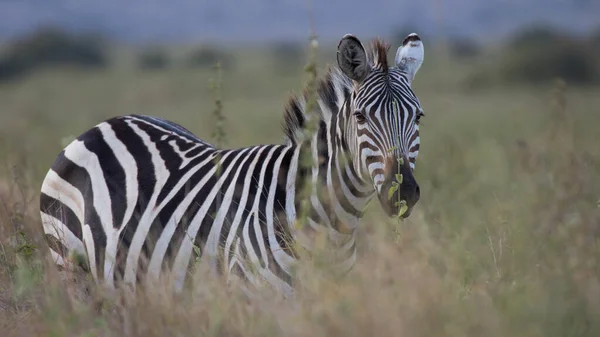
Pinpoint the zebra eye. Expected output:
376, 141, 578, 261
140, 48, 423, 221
354, 111, 367, 124
416, 111, 425, 125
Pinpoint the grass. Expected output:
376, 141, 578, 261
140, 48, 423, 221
1, 39, 600, 336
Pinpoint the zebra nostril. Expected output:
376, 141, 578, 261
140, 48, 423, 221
415, 185, 420, 201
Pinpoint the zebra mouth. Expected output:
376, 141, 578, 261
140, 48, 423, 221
378, 181, 415, 219
380, 198, 414, 219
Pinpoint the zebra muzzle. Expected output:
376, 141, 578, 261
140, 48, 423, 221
378, 156, 420, 218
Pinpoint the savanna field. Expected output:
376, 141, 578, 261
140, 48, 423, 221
1, 28, 600, 336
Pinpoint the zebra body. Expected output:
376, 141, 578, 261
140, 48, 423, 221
40, 34, 426, 296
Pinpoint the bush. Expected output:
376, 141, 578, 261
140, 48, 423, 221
137, 48, 170, 71
466, 24, 600, 87
503, 24, 599, 84
447, 38, 481, 60
590, 26, 600, 50
0, 26, 108, 81
185, 46, 233, 70
500, 41, 599, 85
507, 24, 565, 49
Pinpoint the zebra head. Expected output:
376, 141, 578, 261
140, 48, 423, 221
337, 34, 424, 218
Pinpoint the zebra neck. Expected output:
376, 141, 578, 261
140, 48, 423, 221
287, 132, 372, 276
294, 118, 375, 237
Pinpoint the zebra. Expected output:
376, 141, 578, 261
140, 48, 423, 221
39, 33, 425, 298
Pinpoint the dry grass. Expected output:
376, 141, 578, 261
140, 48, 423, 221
0, 44, 599, 336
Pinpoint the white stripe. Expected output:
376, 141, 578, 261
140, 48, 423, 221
97, 122, 139, 286
41, 170, 85, 227
49, 249, 66, 267
285, 146, 300, 235
123, 120, 170, 286
128, 116, 213, 148
241, 209, 265, 271
171, 148, 251, 291
41, 213, 85, 255
146, 148, 222, 281
97, 122, 139, 230
336, 246, 357, 275
208, 147, 257, 272
334, 148, 368, 211
252, 210, 269, 269
265, 147, 296, 275
343, 161, 372, 194
223, 146, 268, 270
325, 157, 359, 225
63, 138, 114, 242
205, 148, 253, 262
248, 146, 279, 269
82, 224, 98, 280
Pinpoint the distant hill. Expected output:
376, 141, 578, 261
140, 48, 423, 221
1, 0, 599, 44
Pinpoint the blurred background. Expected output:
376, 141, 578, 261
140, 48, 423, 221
0, 0, 599, 177
1, 1, 600, 336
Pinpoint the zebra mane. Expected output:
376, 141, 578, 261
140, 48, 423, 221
282, 65, 352, 144
282, 38, 391, 145
370, 38, 391, 72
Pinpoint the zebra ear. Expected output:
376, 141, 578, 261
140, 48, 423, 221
395, 33, 424, 84
337, 34, 370, 83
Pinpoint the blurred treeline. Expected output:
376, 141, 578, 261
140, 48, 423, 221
1, 24, 599, 87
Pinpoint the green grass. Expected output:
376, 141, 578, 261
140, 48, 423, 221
1, 43, 600, 336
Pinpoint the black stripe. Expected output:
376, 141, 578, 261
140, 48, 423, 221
128, 118, 193, 206
230, 147, 273, 269
109, 117, 157, 283
194, 149, 247, 275
273, 149, 297, 259
221, 146, 262, 264
130, 114, 207, 144
254, 147, 293, 285
79, 126, 127, 230
152, 151, 223, 277
50, 151, 107, 279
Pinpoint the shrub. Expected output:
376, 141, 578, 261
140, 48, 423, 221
0, 26, 108, 81
500, 38, 598, 85
504, 44, 598, 84
466, 24, 600, 88
447, 38, 481, 60
185, 46, 233, 70
502, 24, 599, 85
590, 26, 600, 51
507, 24, 565, 49
137, 48, 170, 71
